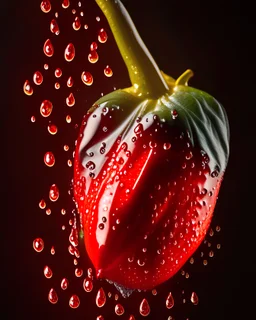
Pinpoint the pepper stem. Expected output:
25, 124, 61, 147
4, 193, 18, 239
95, 0, 169, 98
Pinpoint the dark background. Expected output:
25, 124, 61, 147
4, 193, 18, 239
5, 0, 252, 319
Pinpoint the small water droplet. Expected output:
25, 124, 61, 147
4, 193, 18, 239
73, 16, 81, 30
96, 288, 106, 307
64, 145, 69, 151
191, 292, 199, 305
44, 152, 55, 167
31, 115, 36, 122
50, 246, 55, 255
44, 266, 53, 278
83, 277, 93, 292
69, 294, 80, 308
97, 316, 104, 320
66, 115, 72, 123
81, 71, 93, 85
88, 50, 99, 63
90, 42, 98, 51
163, 142, 171, 150
139, 298, 150, 316
48, 288, 58, 304
64, 43, 75, 62
23, 80, 33, 96
115, 303, 125, 316
39, 199, 46, 209
66, 93, 75, 106
104, 65, 113, 77
166, 292, 174, 309
171, 109, 178, 119
62, 0, 70, 9
75, 268, 83, 277
40, 100, 53, 117
49, 184, 59, 201
50, 19, 59, 35
33, 238, 44, 252
43, 39, 54, 57
61, 278, 68, 290
48, 123, 58, 135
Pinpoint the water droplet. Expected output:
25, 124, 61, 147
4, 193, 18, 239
166, 292, 174, 309
62, 0, 70, 9
171, 109, 178, 119
75, 268, 83, 277
115, 303, 125, 316
66, 115, 72, 123
96, 16, 100, 21
163, 142, 171, 150
81, 71, 93, 85
73, 16, 81, 30
69, 294, 80, 308
83, 277, 93, 292
191, 292, 199, 305
88, 50, 99, 63
39, 199, 46, 209
104, 65, 113, 77
216, 225, 221, 232
50, 246, 55, 255
49, 184, 59, 201
33, 71, 43, 85
67, 76, 73, 87
67, 159, 72, 167
98, 28, 108, 43
84, 24, 88, 29
139, 298, 150, 316
44, 266, 53, 278
209, 250, 214, 257
61, 278, 68, 290
33, 238, 44, 252
23, 80, 33, 96
149, 141, 157, 148
64, 43, 75, 62
190, 257, 194, 264
48, 123, 58, 135
54, 68, 62, 78
44, 64, 49, 70
134, 123, 143, 135
98, 223, 104, 230
66, 93, 75, 107
40, 100, 53, 117
31, 116, 36, 122
96, 288, 106, 307
129, 316, 136, 320
203, 259, 208, 266
40, 1, 51, 13
64, 145, 69, 151
44, 152, 55, 167
48, 288, 58, 304
97, 316, 104, 320
50, 19, 59, 35
46, 208, 51, 215
43, 39, 54, 57
90, 42, 98, 51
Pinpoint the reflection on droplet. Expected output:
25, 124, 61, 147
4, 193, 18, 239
33, 238, 44, 252
48, 288, 58, 304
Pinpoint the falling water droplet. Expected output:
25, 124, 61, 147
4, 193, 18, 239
191, 292, 199, 305
33, 238, 44, 252
66, 115, 72, 123
31, 116, 36, 122
49, 184, 59, 201
23, 80, 33, 96
139, 298, 150, 316
98, 28, 108, 43
75, 268, 83, 277
96, 288, 106, 307
88, 50, 99, 63
66, 93, 75, 106
73, 16, 81, 30
44, 266, 53, 278
33, 71, 43, 85
43, 39, 54, 57
62, 0, 70, 9
48, 288, 58, 304
40, 100, 53, 117
50, 246, 55, 255
90, 42, 98, 51
48, 123, 58, 135
44, 152, 55, 167
166, 292, 174, 309
83, 277, 93, 292
115, 303, 125, 316
54, 68, 62, 78
61, 278, 69, 290
67, 76, 73, 87
40, 1, 51, 13
50, 19, 60, 35
104, 65, 113, 77
81, 71, 93, 86
69, 294, 80, 308
64, 43, 75, 62
39, 199, 46, 209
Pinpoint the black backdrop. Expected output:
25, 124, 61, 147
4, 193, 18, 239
5, 0, 252, 319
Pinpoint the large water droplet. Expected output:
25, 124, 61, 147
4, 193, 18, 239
40, 1, 51, 13
69, 294, 80, 308
40, 100, 53, 117
44, 265, 53, 278
139, 298, 150, 316
62, 0, 70, 9
81, 71, 93, 85
96, 288, 106, 307
48, 123, 58, 135
64, 43, 75, 62
33, 238, 44, 252
115, 303, 125, 316
88, 50, 99, 63
48, 288, 58, 304
83, 277, 93, 292
166, 292, 174, 309
43, 39, 54, 57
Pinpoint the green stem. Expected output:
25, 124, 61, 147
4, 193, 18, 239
95, 0, 169, 98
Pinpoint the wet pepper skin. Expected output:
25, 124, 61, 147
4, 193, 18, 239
74, 0, 229, 290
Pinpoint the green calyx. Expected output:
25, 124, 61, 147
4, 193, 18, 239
95, 0, 230, 172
